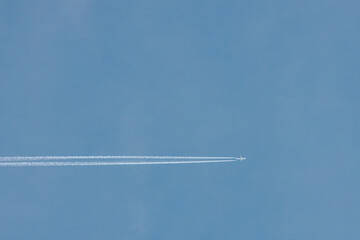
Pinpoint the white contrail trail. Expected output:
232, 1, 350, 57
0, 155, 246, 167
0, 159, 238, 167
0, 155, 237, 162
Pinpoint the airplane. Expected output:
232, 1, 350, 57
235, 156, 246, 161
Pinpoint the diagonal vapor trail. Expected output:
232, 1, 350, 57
0, 155, 245, 167
0, 159, 237, 167
0, 155, 236, 161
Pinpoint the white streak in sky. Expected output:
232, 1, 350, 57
0, 155, 245, 167
0, 155, 236, 161
0, 159, 237, 167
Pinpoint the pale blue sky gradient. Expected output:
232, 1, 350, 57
1, 1, 359, 239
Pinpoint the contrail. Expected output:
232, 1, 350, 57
0, 155, 238, 161
0, 159, 239, 167
0, 155, 246, 167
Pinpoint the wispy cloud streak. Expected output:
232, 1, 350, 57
0, 159, 237, 167
0, 155, 245, 167
0, 155, 235, 162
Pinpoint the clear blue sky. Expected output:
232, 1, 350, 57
1, 0, 359, 239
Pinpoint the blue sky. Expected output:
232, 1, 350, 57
0, 0, 359, 239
